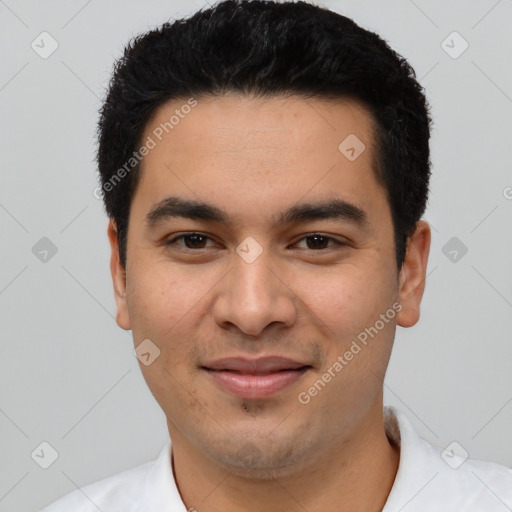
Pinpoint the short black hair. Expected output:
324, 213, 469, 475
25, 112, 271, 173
97, 0, 432, 270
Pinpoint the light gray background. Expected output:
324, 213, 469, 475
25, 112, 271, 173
1, 0, 511, 510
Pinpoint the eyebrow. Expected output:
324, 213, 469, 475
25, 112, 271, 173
145, 196, 369, 229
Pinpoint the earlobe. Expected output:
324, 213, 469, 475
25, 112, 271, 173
107, 220, 131, 330
396, 220, 431, 328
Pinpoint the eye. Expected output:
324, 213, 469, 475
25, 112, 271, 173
164, 232, 348, 253
291, 234, 346, 250
165, 232, 216, 250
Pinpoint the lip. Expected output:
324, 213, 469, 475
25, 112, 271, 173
203, 356, 309, 374
202, 356, 312, 399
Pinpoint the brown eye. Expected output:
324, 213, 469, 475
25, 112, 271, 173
304, 235, 329, 249
293, 234, 344, 250
182, 234, 208, 248
165, 233, 213, 249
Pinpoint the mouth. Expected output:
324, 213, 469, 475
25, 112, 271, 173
201, 356, 312, 399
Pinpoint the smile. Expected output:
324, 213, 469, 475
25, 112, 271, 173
202, 356, 312, 399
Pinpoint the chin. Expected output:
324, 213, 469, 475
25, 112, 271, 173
201, 431, 314, 478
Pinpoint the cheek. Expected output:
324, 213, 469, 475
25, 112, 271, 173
127, 268, 204, 415
293, 261, 393, 336
126, 264, 200, 338
125, 264, 217, 376
295, 261, 398, 394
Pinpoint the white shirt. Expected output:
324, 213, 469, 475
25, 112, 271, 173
39, 406, 512, 511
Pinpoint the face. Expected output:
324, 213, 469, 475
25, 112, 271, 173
108, 93, 430, 477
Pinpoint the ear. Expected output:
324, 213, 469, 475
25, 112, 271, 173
396, 220, 431, 328
107, 220, 131, 330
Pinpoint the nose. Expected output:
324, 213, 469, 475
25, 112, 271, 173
212, 249, 297, 337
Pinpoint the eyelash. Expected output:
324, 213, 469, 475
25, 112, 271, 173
164, 232, 347, 252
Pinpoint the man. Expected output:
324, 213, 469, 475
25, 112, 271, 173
40, 0, 512, 510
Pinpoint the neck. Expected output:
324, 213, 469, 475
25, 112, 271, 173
169, 406, 400, 512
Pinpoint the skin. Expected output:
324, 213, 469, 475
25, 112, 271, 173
107, 93, 431, 512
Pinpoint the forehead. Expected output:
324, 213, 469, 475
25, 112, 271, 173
133, 93, 388, 227
142, 92, 376, 156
